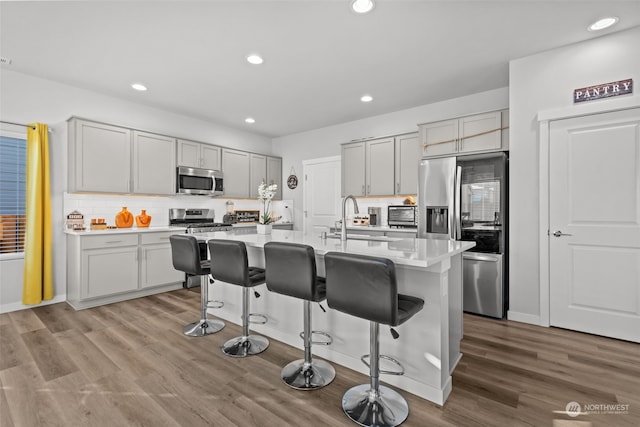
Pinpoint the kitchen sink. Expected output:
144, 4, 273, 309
325, 234, 402, 242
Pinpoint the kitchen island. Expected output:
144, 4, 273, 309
192, 229, 474, 405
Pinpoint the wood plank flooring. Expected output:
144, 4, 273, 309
1, 288, 638, 426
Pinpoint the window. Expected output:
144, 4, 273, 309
0, 133, 26, 254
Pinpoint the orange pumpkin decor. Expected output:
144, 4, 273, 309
135, 209, 152, 228
115, 207, 134, 228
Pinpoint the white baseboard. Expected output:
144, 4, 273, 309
0, 294, 67, 314
507, 310, 542, 326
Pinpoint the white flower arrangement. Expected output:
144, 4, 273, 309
257, 181, 281, 224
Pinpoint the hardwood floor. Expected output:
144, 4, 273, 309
1, 288, 638, 426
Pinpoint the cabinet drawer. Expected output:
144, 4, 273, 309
81, 234, 138, 250
140, 231, 183, 245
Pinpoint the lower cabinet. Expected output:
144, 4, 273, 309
67, 231, 184, 310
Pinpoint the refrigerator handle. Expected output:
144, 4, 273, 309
454, 165, 462, 240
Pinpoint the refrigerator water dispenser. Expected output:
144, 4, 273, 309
426, 206, 449, 235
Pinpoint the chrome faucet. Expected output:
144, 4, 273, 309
341, 195, 360, 241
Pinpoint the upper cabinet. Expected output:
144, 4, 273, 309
249, 153, 267, 198
419, 110, 508, 158
68, 118, 175, 195
366, 137, 395, 196
222, 148, 251, 198
342, 142, 366, 196
68, 118, 131, 193
267, 156, 283, 200
132, 131, 176, 195
342, 135, 417, 197
394, 132, 420, 195
177, 139, 221, 170
222, 149, 283, 199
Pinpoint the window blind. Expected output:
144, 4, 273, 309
0, 135, 26, 254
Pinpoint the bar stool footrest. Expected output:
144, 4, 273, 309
249, 313, 268, 325
360, 354, 405, 376
298, 330, 333, 346
207, 300, 224, 309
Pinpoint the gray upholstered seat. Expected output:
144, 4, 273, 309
264, 242, 335, 390
169, 235, 224, 337
324, 251, 424, 427
208, 239, 269, 357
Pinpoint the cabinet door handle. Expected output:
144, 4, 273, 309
361, 185, 365, 195
396, 183, 400, 193
105, 240, 122, 244
367, 184, 370, 194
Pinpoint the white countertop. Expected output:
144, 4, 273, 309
340, 225, 417, 234
231, 222, 294, 228
64, 226, 185, 235
193, 229, 474, 268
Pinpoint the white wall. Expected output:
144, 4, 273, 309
0, 70, 272, 313
508, 26, 640, 324
272, 87, 509, 228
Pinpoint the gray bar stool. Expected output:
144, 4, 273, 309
264, 242, 335, 390
324, 252, 425, 427
169, 235, 225, 337
208, 239, 269, 357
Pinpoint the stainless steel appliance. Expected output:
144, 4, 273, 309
368, 207, 381, 226
176, 166, 223, 196
387, 205, 417, 228
168, 208, 232, 288
418, 153, 508, 318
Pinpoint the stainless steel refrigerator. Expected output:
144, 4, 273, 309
418, 152, 508, 318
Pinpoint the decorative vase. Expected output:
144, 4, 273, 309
115, 207, 134, 228
135, 209, 152, 228
256, 223, 272, 234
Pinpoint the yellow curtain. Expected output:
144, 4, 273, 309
22, 123, 53, 305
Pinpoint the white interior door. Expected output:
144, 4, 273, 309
303, 156, 341, 236
549, 107, 640, 343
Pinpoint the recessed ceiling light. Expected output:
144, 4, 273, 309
131, 83, 147, 91
246, 54, 264, 65
245, 117, 256, 124
588, 17, 619, 31
361, 95, 373, 103
351, 0, 375, 14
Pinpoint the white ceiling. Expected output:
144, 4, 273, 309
2, 1, 639, 138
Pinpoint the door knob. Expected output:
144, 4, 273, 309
552, 230, 572, 237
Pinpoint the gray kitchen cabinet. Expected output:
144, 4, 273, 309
266, 156, 283, 200
67, 231, 184, 310
177, 139, 222, 170
341, 136, 400, 197
68, 118, 131, 193
140, 232, 185, 289
341, 142, 366, 196
366, 137, 395, 196
394, 132, 420, 195
249, 153, 267, 198
222, 148, 251, 198
419, 110, 507, 158
132, 131, 176, 195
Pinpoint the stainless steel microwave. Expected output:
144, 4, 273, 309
176, 166, 223, 196
388, 205, 417, 227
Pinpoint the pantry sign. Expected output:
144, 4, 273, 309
574, 78, 633, 103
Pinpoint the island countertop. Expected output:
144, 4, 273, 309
193, 229, 474, 269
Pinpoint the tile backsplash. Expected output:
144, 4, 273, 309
63, 192, 294, 229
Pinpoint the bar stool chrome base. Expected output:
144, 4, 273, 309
183, 318, 225, 337
342, 384, 409, 427
222, 335, 269, 357
281, 359, 336, 390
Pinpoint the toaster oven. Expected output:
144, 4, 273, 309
388, 205, 417, 228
